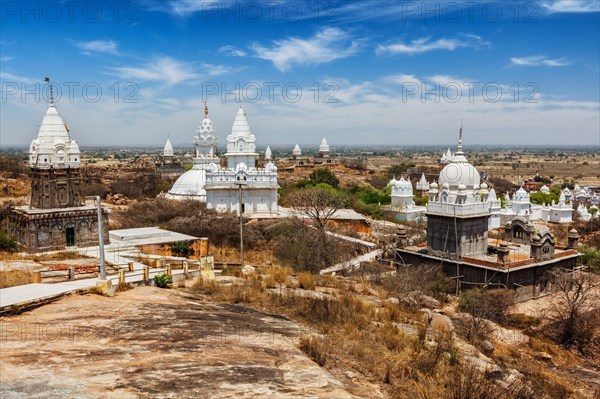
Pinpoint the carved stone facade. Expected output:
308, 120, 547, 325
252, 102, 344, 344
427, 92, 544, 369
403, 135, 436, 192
30, 168, 81, 209
4, 206, 109, 252
3, 92, 109, 252
503, 216, 535, 245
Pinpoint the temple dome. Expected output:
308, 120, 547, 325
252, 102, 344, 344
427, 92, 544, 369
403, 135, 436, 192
540, 185, 550, 194
513, 186, 529, 201
438, 162, 480, 190
437, 127, 480, 190
167, 167, 208, 200
29, 103, 80, 169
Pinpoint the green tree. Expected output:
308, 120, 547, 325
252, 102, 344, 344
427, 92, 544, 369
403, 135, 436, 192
309, 168, 340, 188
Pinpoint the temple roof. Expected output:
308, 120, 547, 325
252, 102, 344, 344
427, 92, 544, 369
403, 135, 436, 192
163, 137, 174, 156
29, 102, 80, 169
230, 106, 252, 139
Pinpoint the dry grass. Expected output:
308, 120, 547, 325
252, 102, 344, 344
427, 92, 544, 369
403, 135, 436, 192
297, 272, 316, 290
0, 270, 32, 288
186, 275, 592, 399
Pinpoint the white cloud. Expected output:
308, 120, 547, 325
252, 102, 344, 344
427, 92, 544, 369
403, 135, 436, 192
75, 40, 119, 55
251, 28, 361, 72
219, 45, 247, 57
109, 56, 235, 86
540, 0, 600, 13
165, 0, 221, 16
201, 63, 236, 76
376, 35, 489, 56
0, 56, 14, 62
0, 71, 37, 84
110, 56, 200, 86
509, 55, 572, 67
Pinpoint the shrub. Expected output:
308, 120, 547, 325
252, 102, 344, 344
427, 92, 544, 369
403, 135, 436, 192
170, 241, 194, 258
0, 231, 18, 252
458, 288, 514, 324
505, 313, 541, 335
154, 272, 172, 288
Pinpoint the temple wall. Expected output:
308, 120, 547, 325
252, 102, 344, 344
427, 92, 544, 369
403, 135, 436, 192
396, 250, 577, 289
3, 208, 109, 252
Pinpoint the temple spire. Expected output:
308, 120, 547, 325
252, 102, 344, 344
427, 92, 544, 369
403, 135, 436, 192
456, 119, 464, 155
45, 76, 55, 106
204, 102, 209, 118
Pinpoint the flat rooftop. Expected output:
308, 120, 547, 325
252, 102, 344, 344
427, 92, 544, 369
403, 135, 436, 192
403, 239, 579, 271
109, 227, 202, 246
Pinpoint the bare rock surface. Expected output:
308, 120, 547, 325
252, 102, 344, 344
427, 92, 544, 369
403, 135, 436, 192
0, 286, 361, 398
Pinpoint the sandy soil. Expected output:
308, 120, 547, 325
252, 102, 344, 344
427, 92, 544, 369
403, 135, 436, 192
0, 286, 363, 399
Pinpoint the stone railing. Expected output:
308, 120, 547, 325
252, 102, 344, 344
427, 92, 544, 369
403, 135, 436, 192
427, 201, 490, 216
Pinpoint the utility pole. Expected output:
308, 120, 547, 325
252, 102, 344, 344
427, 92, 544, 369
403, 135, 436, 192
88, 196, 106, 280
238, 182, 245, 267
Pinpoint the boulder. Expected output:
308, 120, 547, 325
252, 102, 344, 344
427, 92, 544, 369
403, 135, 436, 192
455, 338, 501, 377
536, 352, 553, 363
384, 297, 399, 306
479, 340, 494, 355
419, 294, 441, 310
400, 291, 441, 310
417, 308, 433, 324
430, 313, 454, 333
242, 265, 256, 276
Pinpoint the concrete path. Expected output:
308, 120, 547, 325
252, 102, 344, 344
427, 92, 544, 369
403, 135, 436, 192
76, 242, 147, 271
0, 267, 182, 310
320, 249, 382, 275
324, 230, 377, 249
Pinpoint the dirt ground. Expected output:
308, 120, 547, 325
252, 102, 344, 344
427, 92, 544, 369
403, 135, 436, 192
0, 286, 364, 399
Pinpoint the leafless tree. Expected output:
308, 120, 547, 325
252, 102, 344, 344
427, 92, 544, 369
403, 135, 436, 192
288, 187, 345, 232
549, 269, 599, 354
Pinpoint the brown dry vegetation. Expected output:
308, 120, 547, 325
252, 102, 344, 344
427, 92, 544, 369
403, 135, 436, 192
188, 268, 598, 399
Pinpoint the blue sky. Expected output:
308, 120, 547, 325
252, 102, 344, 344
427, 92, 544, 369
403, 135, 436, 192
1, 0, 599, 148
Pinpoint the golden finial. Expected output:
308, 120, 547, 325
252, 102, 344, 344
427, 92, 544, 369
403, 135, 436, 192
204, 101, 208, 118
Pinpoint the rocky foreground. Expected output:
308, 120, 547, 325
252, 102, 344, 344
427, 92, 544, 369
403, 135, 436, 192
0, 286, 364, 399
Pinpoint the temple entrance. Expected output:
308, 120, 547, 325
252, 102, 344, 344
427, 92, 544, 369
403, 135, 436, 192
66, 227, 76, 247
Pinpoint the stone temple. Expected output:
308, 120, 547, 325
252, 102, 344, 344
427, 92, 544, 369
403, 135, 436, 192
166, 103, 220, 201
3, 89, 109, 252
167, 105, 279, 214
205, 106, 279, 214
395, 126, 579, 291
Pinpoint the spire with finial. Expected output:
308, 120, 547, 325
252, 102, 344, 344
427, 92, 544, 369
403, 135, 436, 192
456, 119, 463, 155
204, 101, 209, 118
45, 76, 55, 106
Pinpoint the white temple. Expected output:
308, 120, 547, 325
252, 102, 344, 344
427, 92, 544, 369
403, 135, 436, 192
319, 137, 330, 157
440, 148, 453, 164
388, 176, 427, 221
204, 106, 278, 214
292, 143, 302, 157
29, 103, 80, 169
416, 173, 430, 191
166, 103, 220, 201
426, 127, 492, 257
540, 191, 573, 223
163, 137, 174, 157
495, 185, 574, 225
265, 145, 272, 160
